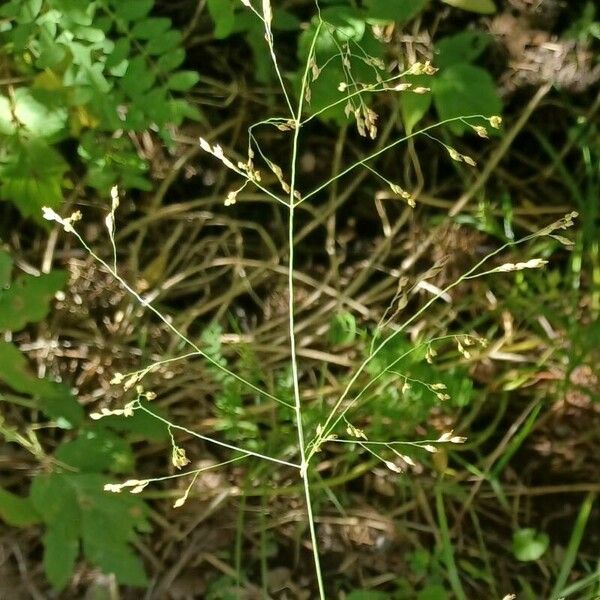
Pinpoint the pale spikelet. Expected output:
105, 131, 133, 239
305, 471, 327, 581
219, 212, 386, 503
438, 431, 454, 442
198, 138, 236, 170
462, 155, 477, 167
261, 0, 272, 28
338, 82, 348, 92
423, 445, 438, 453
489, 115, 502, 129
411, 86, 430, 94
502, 595, 516, 600
389, 183, 416, 207
346, 423, 367, 440
473, 125, 488, 138
225, 190, 238, 206
90, 406, 133, 420
392, 82, 412, 91
172, 446, 190, 470
42, 207, 82, 233
538, 211, 578, 236
110, 372, 124, 385
493, 258, 548, 273
450, 435, 467, 444
407, 61, 437, 76
447, 148, 462, 162
426, 345, 437, 364
104, 483, 122, 493
384, 460, 403, 474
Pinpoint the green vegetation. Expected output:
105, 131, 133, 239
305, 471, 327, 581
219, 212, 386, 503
1, 0, 599, 598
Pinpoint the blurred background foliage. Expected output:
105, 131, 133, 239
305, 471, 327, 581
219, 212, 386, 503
0, 0, 599, 598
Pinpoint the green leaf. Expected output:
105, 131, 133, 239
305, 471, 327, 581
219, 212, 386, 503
0, 488, 41, 526
156, 48, 185, 72
365, 0, 428, 22
13, 88, 68, 139
329, 311, 357, 345
440, 0, 496, 14
105, 37, 130, 69
31, 473, 149, 587
83, 530, 148, 586
400, 74, 432, 133
0, 140, 68, 221
114, 0, 153, 21
512, 528, 550, 561
0, 342, 84, 428
207, 0, 236, 39
0, 94, 17, 135
346, 591, 389, 600
432, 64, 501, 134
49, 0, 95, 25
130, 17, 171, 39
434, 31, 491, 68
55, 429, 135, 473
166, 71, 199, 91
43, 524, 79, 590
145, 30, 181, 55
417, 584, 449, 600
121, 56, 156, 97
0, 269, 67, 330
0, 250, 13, 287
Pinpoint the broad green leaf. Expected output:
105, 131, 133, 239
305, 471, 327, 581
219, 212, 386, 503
432, 63, 501, 134
13, 88, 68, 139
83, 531, 148, 586
207, 0, 236, 39
0, 250, 12, 287
31, 473, 149, 587
365, 0, 428, 22
55, 429, 135, 473
417, 584, 449, 600
21, 0, 43, 20
440, 0, 496, 14
0, 342, 84, 428
0, 488, 41, 527
434, 31, 491, 68
0, 269, 67, 330
30, 473, 81, 528
166, 71, 200, 91
273, 9, 301, 31
400, 74, 432, 133
512, 528, 550, 561
347, 591, 389, 600
0, 140, 68, 220
105, 38, 130, 69
130, 17, 171, 39
156, 48, 185, 72
168, 99, 202, 124
49, 0, 95, 26
0, 94, 17, 135
114, 0, 153, 21
329, 311, 357, 345
43, 524, 79, 590
145, 30, 181, 55
121, 56, 156, 97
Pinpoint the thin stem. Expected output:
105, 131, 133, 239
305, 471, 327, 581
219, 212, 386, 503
286, 19, 326, 599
